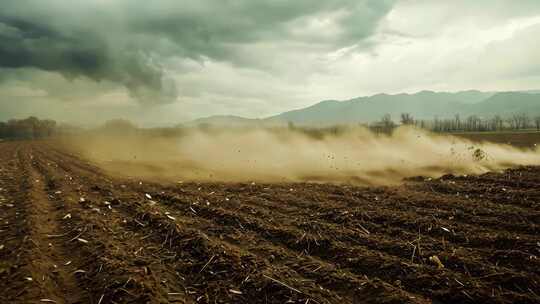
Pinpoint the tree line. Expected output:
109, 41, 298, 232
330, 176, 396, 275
372, 113, 540, 133
0, 117, 57, 140
2, 114, 540, 140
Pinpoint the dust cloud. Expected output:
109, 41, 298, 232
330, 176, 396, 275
65, 126, 540, 185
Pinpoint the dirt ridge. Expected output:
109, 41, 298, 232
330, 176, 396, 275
0, 140, 539, 303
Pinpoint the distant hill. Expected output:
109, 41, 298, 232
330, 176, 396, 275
270, 91, 470, 125
469, 92, 540, 116
184, 90, 540, 127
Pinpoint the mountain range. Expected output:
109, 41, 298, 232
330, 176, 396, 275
184, 90, 540, 127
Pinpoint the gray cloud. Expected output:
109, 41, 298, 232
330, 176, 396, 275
0, 13, 177, 104
0, 0, 394, 105
3, 0, 539, 126
0, 16, 108, 78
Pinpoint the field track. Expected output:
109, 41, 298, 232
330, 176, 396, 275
0, 141, 539, 303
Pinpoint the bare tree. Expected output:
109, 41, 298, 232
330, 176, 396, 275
433, 116, 440, 132
0, 117, 57, 140
400, 113, 415, 125
520, 113, 531, 129
454, 114, 462, 131
506, 117, 517, 130
465, 115, 481, 131
491, 115, 504, 131
380, 114, 395, 132
534, 116, 540, 131
510, 113, 530, 130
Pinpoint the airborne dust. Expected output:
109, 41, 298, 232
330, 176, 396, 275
65, 126, 540, 185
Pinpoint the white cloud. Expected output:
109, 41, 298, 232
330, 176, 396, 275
294, 2, 540, 99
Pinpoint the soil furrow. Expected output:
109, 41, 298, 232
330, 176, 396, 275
140, 192, 539, 303
32, 147, 197, 304
37, 145, 430, 303
2, 141, 539, 304
40, 143, 540, 303
0, 144, 35, 302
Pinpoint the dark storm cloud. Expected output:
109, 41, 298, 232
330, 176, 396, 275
130, 1, 395, 45
0, 16, 108, 77
0, 12, 177, 104
127, 0, 397, 64
0, 0, 395, 104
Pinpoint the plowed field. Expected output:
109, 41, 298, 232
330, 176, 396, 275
0, 141, 539, 303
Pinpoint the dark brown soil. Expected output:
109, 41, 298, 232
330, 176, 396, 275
0, 141, 538, 303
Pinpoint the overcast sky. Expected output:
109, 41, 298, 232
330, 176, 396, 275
1, 0, 540, 126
